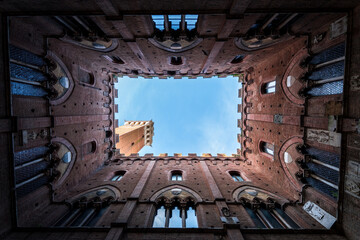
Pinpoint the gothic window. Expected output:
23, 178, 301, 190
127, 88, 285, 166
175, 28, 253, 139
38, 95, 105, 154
171, 171, 183, 181
54, 188, 115, 227
111, 171, 125, 181
260, 141, 274, 156
229, 171, 244, 182
152, 14, 198, 31
50, 139, 77, 186
153, 197, 198, 228
82, 141, 96, 155
261, 80, 276, 94
239, 189, 299, 229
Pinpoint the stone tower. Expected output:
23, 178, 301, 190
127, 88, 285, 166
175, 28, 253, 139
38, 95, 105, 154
115, 120, 154, 155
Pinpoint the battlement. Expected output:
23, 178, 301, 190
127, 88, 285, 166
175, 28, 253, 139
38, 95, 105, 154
114, 153, 242, 158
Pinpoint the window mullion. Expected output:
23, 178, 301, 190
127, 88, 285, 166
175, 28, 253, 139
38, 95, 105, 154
255, 209, 274, 229
165, 206, 170, 228
61, 208, 82, 227
78, 207, 97, 227
270, 209, 292, 229
181, 207, 186, 228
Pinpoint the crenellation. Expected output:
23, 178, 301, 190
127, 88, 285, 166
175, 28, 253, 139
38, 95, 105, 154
0, 2, 359, 240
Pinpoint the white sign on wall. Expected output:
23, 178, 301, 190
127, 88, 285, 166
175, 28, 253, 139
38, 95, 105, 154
303, 201, 336, 229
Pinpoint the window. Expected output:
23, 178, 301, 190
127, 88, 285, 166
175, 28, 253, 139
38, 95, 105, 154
260, 141, 274, 156
111, 171, 125, 181
230, 171, 244, 182
54, 188, 115, 227
153, 198, 198, 228
170, 56, 183, 65
239, 189, 299, 229
79, 68, 94, 85
82, 141, 96, 155
171, 171, 182, 181
231, 55, 245, 64
152, 14, 198, 31
102, 55, 125, 64
261, 80, 276, 94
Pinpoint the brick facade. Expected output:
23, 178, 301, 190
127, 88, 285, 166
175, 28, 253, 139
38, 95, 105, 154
0, 1, 360, 240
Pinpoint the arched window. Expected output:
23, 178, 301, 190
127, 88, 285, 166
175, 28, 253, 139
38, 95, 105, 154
171, 171, 183, 181
54, 188, 115, 227
153, 196, 198, 228
102, 55, 125, 64
229, 171, 244, 182
260, 141, 274, 156
261, 80, 276, 94
238, 189, 299, 229
111, 171, 125, 181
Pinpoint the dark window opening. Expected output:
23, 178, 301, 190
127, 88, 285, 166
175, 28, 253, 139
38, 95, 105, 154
105, 130, 112, 138
79, 68, 94, 85
153, 199, 198, 228
170, 56, 183, 65
171, 171, 183, 181
231, 55, 245, 64
229, 171, 244, 182
103, 55, 125, 64
111, 171, 125, 181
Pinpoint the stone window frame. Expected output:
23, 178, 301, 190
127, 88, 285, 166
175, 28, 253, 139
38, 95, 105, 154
260, 77, 278, 96
78, 66, 95, 87
110, 170, 126, 181
228, 171, 244, 182
170, 170, 183, 181
259, 140, 275, 161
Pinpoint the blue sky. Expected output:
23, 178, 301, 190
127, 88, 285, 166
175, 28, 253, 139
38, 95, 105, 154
115, 75, 241, 156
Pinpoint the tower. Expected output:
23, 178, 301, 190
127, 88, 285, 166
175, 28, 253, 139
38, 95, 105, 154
115, 120, 154, 155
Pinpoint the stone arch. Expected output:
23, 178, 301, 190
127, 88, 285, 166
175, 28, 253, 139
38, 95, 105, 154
233, 185, 289, 205
46, 51, 75, 105
60, 36, 119, 52
278, 136, 304, 191
281, 47, 308, 105
67, 185, 121, 203
150, 184, 202, 203
51, 137, 77, 188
